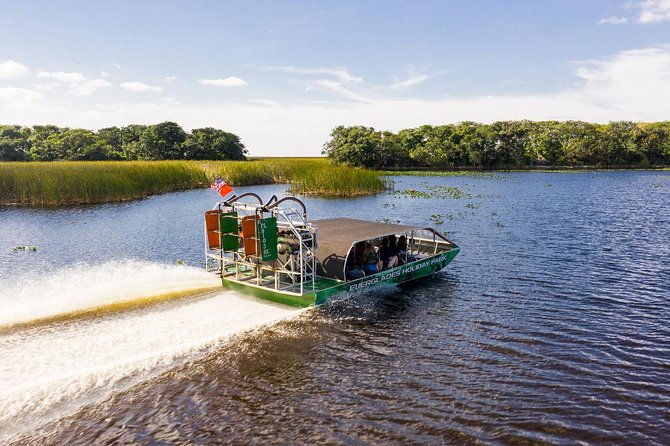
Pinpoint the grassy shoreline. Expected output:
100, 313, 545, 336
0, 159, 386, 206
1, 159, 666, 207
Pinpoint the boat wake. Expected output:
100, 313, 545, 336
0, 260, 303, 443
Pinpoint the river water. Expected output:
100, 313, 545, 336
1, 171, 668, 445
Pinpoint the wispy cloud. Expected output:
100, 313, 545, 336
261, 65, 363, 83
120, 81, 163, 92
307, 79, 370, 102
162, 76, 177, 83
388, 73, 429, 90
597, 16, 629, 25
37, 70, 87, 83
199, 77, 248, 87
36, 70, 111, 95
0, 60, 30, 79
629, 0, 670, 23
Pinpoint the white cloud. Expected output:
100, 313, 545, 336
34, 82, 61, 91
70, 79, 112, 96
35, 70, 111, 95
37, 70, 87, 83
0, 87, 50, 121
633, 0, 670, 23
388, 74, 429, 89
597, 16, 629, 25
199, 77, 248, 87
261, 65, 363, 83
162, 76, 176, 83
0, 60, 30, 79
120, 81, 163, 92
100, 71, 109, 78
308, 79, 369, 102
113, 63, 121, 69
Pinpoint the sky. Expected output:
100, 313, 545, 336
1, 0, 670, 156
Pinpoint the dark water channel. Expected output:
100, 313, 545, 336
2, 171, 669, 445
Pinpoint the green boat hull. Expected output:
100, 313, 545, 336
221, 245, 460, 308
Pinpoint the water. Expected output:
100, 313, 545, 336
1, 171, 669, 444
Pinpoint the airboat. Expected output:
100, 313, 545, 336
204, 193, 459, 307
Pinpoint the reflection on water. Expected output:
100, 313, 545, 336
1, 171, 669, 445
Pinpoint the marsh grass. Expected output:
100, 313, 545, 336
200, 158, 387, 197
1, 158, 387, 206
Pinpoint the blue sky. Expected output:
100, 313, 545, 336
1, 0, 670, 155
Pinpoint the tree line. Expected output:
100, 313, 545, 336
322, 121, 670, 169
0, 121, 247, 161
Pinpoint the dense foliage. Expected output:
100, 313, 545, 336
0, 122, 247, 161
322, 121, 670, 169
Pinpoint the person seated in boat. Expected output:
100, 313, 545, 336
379, 237, 398, 270
362, 241, 380, 275
397, 235, 407, 263
387, 235, 400, 268
346, 242, 366, 279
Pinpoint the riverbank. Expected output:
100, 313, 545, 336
0, 159, 386, 206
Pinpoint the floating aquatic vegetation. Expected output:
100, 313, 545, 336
392, 189, 431, 199
377, 218, 401, 225
380, 170, 505, 180
13, 245, 37, 252
429, 214, 444, 225
393, 185, 490, 200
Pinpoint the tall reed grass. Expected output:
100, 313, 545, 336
0, 159, 387, 206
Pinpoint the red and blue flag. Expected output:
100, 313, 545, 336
210, 177, 234, 199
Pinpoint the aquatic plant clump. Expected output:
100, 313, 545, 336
393, 185, 484, 199
200, 158, 387, 197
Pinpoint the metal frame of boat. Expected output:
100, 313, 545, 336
204, 193, 459, 307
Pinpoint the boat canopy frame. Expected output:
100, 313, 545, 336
205, 196, 318, 296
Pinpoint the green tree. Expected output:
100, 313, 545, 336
453, 122, 496, 168
0, 125, 30, 161
183, 127, 247, 160
633, 122, 670, 165
139, 121, 187, 160
27, 125, 61, 161
490, 120, 532, 167
50, 128, 111, 160
97, 126, 124, 160
322, 126, 384, 168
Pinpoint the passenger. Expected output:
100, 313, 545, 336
387, 235, 399, 268
379, 237, 398, 269
397, 235, 407, 263
346, 242, 365, 279
362, 241, 380, 275
378, 238, 391, 270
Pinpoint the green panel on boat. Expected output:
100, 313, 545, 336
219, 211, 238, 251
257, 217, 278, 261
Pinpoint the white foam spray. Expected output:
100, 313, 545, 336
0, 261, 303, 442
0, 260, 220, 327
